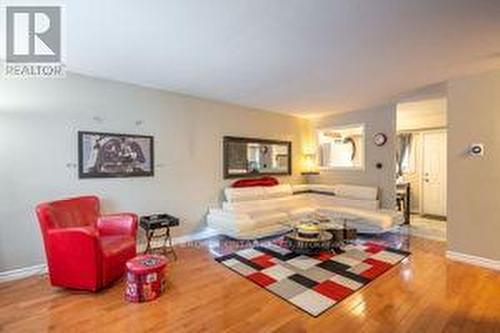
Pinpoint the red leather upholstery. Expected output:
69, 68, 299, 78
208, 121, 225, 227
232, 176, 279, 188
36, 196, 138, 291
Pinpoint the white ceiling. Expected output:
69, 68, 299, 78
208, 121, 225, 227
3, 0, 500, 117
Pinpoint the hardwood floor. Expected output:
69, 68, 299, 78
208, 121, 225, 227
1, 235, 499, 333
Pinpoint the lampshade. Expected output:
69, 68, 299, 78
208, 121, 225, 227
302, 153, 317, 174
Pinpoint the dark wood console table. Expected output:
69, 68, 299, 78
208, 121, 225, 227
396, 182, 411, 224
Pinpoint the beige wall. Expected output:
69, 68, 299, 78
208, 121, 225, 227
397, 98, 447, 131
9, 67, 500, 272
0, 73, 311, 272
447, 69, 500, 260
309, 105, 397, 209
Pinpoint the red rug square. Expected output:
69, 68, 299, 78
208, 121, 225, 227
313, 252, 335, 261
247, 272, 276, 287
360, 258, 393, 279
251, 254, 276, 269
314, 280, 354, 301
364, 242, 385, 254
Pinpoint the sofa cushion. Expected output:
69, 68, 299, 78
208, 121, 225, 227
317, 206, 402, 230
307, 184, 336, 195
309, 194, 379, 210
291, 184, 336, 195
245, 211, 289, 230
291, 184, 309, 193
264, 184, 293, 199
288, 207, 316, 220
225, 186, 266, 202
208, 209, 288, 230
223, 195, 312, 214
334, 184, 378, 200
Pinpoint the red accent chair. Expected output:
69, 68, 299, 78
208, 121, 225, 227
36, 196, 138, 291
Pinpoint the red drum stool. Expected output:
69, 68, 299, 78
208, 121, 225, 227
125, 254, 167, 302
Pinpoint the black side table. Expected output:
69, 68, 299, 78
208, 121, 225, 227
140, 214, 180, 260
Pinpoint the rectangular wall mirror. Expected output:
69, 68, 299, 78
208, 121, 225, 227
223, 136, 292, 178
317, 124, 365, 170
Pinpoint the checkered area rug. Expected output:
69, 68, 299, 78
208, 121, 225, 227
215, 241, 410, 317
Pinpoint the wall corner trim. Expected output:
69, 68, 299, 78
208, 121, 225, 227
0, 228, 220, 284
446, 250, 500, 271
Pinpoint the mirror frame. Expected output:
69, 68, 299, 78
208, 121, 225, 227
223, 136, 292, 179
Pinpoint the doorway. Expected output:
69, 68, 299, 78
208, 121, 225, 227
396, 98, 447, 241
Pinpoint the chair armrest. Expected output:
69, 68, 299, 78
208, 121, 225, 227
97, 213, 138, 237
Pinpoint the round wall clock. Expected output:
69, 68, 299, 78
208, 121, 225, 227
373, 133, 387, 146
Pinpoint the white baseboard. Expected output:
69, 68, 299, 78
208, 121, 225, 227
0, 228, 220, 284
172, 227, 219, 245
446, 251, 500, 271
0, 264, 47, 283
142, 227, 219, 248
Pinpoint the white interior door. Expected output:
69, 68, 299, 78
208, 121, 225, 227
421, 131, 447, 216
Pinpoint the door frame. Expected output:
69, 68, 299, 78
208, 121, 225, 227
419, 129, 447, 217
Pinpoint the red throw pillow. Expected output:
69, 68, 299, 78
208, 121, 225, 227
232, 176, 279, 188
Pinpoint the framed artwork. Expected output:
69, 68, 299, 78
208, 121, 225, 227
78, 131, 154, 178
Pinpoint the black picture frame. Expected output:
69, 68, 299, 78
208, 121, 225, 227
223, 136, 292, 179
78, 131, 154, 179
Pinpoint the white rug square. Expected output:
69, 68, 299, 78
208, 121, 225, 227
289, 290, 336, 317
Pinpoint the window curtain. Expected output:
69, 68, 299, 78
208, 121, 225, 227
319, 142, 331, 167
396, 133, 412, 176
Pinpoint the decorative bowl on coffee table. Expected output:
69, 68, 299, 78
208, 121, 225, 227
285, 222, 333, 255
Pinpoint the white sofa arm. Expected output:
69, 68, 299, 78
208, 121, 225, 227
207, 208, 260, 235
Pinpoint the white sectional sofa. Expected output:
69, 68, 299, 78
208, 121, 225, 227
207, 183, 404, 239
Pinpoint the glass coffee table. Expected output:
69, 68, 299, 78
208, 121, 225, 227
281, 214, 357, 254
284, 224, 333, 255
